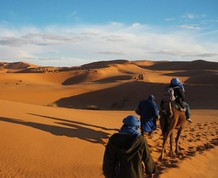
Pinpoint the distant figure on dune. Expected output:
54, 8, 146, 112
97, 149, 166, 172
103, 115, 157, 178
137, 74, 144, 80
136, 95, 159, 137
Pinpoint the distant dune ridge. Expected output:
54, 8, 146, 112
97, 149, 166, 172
0, 59, 217, 178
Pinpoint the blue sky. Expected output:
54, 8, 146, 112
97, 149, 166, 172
0, 0, 218, 66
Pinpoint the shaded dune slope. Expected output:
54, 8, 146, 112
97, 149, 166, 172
56, 82, 165, 110
55, 81, 218, 110
142, 60, 218, 70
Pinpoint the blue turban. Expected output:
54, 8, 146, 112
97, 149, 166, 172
119, 115, 141, 137
171, 78, 185, 92
122, 115, 140, 127
148, 95, 155, 101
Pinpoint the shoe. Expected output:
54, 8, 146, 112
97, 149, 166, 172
187, 118, 192, 123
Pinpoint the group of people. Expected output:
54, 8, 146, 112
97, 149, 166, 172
102, 78, 192, 178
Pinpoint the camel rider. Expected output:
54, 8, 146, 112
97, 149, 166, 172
169, 78, 192, 123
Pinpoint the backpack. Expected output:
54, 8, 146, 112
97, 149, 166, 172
162, 86, 176, 102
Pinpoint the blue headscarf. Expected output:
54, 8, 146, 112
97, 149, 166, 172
148, 95, 155, 102
171, 78, 185, 92
119, 115, 141, 137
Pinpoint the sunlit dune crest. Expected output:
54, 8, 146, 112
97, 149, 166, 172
0, 59, 217, 178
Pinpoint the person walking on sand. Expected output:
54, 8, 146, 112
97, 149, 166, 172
136, 95, 159, 136
103, 115, 157, 178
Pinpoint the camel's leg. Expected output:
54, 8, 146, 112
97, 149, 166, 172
159, 129, 173, 160
159, 115, 167, 160
160, 115, 178, 159
169, 131, 175, 157
163, 133, 167, 154
159, 134, 167, 160
160, 129, 167, 153
175, 126, 183, 154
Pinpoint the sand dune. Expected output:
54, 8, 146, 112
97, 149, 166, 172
0, 59, 217, 177
1, 60, 217, 109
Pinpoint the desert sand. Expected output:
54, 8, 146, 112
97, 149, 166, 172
0, 60, 217, 178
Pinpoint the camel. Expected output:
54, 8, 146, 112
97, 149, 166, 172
159, 101, 187, 160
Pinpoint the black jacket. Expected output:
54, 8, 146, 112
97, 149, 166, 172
170, 84, 185, 108
103, 133, 157, 178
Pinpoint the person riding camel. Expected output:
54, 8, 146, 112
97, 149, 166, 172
168, 78, 192, 123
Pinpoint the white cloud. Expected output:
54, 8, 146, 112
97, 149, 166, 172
177, 25, 201, 30
68, 11, 80, 22
165, 17, 175, 21
0, 22, 217, 66
202, 19, 218, 23
183, 13, 207, 19
183, 13, 195, 19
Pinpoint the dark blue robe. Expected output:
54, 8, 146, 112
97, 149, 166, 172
137, 98, 158, 133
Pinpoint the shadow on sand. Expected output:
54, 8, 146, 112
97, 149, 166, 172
28, 113, 119, 132
0, 114, 116, 145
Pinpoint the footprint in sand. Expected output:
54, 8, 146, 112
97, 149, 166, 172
204, 123, 208, 126
190, 127, 196, 132
196, 132, 201, 136
196, 123, 202, 127
196, 146, 205, 153
180, 135, 187, 139
204, 143, 214, 150
188, 146, 195, 150
202, 133, 206, 136
188, 139, 194, 142
210, 138, 218, 146
196, 138, 201, 141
